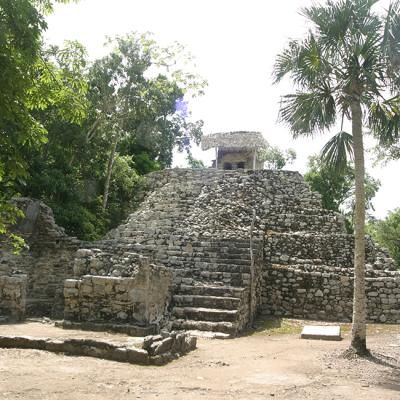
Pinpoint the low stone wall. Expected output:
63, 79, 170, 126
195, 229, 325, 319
261, 265, 400, 323
0, 199, 81, 317
73, 249, 150, 278
0, 331, 196, 365
0, 275, 27, 321
64, 263, 174, 326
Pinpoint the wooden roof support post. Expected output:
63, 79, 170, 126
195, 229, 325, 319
253, 148, 256, 170
215, 146, 218, 169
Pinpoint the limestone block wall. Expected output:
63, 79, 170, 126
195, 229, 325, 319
64, 263, 174, 325
261, 265, 400, 323
0, 275, 27, 321
265, 233, 381, 268
73, 248, 150, 278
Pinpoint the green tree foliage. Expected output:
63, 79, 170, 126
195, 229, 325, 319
273, 0, 400, 355
18, 32, 206, 240
258, 145, 296, 169
304, 155, 380, 231
186, 152, 205, 169
367, 209, 400, 268
0, 0, 46, 242
86, 33, 205, 210
374, 143, 400, 162
0, 0, 83, 247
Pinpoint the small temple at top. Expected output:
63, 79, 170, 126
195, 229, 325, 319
201, 131, 267, 170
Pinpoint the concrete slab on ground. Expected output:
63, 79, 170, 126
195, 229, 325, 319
301, 325, 342, 341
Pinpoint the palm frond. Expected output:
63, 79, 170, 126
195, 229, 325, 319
369, 97, 400, 145
279, 90, 336, 136
273, 33, 333, 89
302, 1, 350, 42
382, 0, 400, 92
320, 131, 354, 172
273, 40, 301, 84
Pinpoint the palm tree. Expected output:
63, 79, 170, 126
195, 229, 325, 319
274, 0, 400, 355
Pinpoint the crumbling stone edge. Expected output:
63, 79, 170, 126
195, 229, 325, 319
0, 332, 197, 366
56, 320, 157, 337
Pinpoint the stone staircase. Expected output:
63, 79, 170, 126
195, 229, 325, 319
83, 170, 268, 337
167, 238, 262, 337
171, 282, 249, 337
83, 169, 348, 336
81, 238, 260, 337
71, 168, 399, 333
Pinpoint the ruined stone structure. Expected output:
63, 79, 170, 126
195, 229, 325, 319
0, 198, 81, 317
64, 252, 174, 327
202, 131, 267, 170
0, 330, 197, 365
1, 168, 399, 337
0, 275, 27, 321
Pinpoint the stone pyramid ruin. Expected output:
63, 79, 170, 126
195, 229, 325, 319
1, 132, 399, 337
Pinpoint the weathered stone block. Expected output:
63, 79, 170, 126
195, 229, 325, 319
126, 348, 149, 365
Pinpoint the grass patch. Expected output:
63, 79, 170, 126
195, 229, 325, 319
251, 318, 400, 337
252, 318, 303, 336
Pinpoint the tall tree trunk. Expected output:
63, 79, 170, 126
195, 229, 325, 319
102, 136, 118, 211
350, 100, 368, 355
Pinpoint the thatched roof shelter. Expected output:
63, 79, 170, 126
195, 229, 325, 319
201, 131, 267, 151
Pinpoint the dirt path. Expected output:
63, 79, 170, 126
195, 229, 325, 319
0, 321, 399, 400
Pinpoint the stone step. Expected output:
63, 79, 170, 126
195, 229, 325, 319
178, 284, 246, 298
193, 246, 255, 254
172, 319, 237, 335
196, 263, 251, 273
168, 253, 253, 262
177, 273, 247, 287
196, 257, 252, 265
172, 307, 239, 322
197, 271, 247, 286
170, 262, 251, 273
173, 294, 241, 310
173, 268, 250, 286
165, 256, 252, 265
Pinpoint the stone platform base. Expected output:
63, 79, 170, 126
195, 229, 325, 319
57, 320, 157, 336
0, 331, 196, 366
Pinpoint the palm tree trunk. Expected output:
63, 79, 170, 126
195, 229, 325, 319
350, 100, 368, 355
102, 136, 118, 211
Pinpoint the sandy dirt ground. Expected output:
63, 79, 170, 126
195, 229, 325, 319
0, 320, 399, 400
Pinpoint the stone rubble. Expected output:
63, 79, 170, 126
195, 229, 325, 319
0, 330, 196, 365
